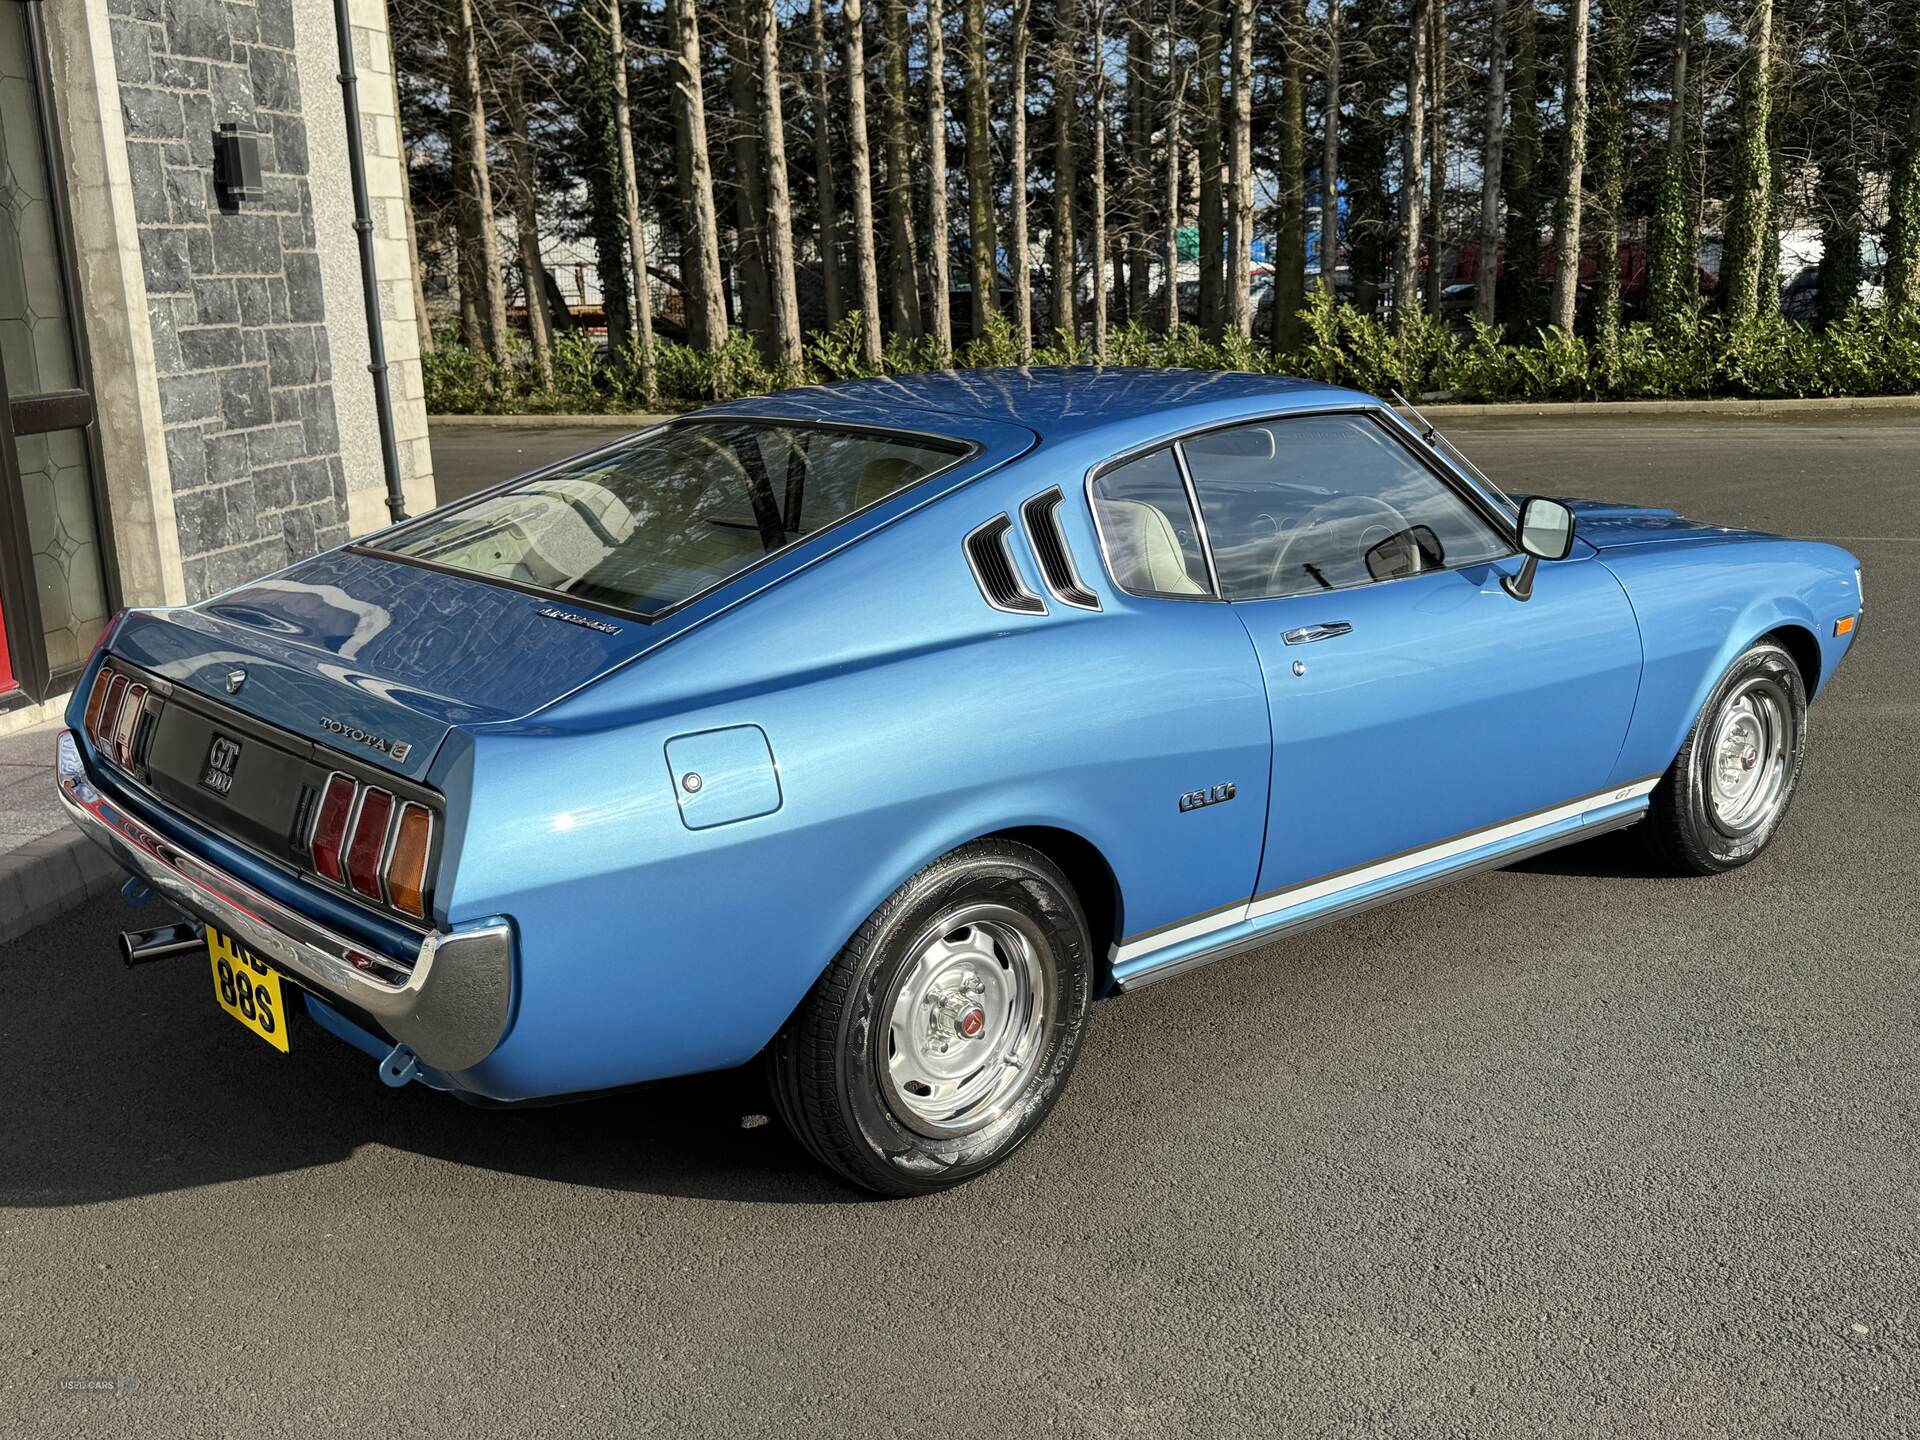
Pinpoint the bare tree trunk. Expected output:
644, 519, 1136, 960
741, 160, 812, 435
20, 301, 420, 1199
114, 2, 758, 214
880, 0, 923, 337
963, 0, 998, 339
1126, 14, 1153, 321
505, 69, 554, 389
1885, 9, 1920, 320
1319, 0, 1342, 297
1474, 0, 1506, 324
1226, 0, 1253, 339
809, 0, 845, 327
1090, 2, 1109, 358
842, 0, 883, 361
727, 1, 774, 353
456, 0, 510, 365
1162, 9, 1185, 334
671, 0, 729, 349
1425, 0, 1447, 317
1589, 0, 1634, 356
1547, 0, 1591, 330
1272, 0, 1305, 349
925, 0, 954, 356
1010, 0, 1034, 356
610, 0, 656, 397
1197, 0, 1225, 339
1395, 0, 1430, 330
757, 0, 804, 365
389, 60, 434, 355
1052, 7, 1079, 339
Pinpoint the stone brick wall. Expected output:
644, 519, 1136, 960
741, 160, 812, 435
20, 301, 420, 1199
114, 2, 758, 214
107, 0, 349, 600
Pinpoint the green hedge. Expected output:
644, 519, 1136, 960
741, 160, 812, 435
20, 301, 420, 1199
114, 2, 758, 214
425, 291, 1920, 415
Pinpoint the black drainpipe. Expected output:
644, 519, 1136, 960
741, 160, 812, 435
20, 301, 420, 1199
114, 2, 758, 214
333, 0, 408, 524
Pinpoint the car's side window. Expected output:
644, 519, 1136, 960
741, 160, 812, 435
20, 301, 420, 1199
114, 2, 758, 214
1180, 413, 1512, 600
1089, 448, 1213, 598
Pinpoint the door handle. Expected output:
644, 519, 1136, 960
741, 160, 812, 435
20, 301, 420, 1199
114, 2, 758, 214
1282, 622, 1352, 645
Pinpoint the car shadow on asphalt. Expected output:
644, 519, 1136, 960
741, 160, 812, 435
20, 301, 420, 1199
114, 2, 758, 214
0, 899, 868, 1208
1506, 827, 1665, 880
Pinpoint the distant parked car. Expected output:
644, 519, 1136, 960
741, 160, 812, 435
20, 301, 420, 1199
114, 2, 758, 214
61, 370, 1863, 1193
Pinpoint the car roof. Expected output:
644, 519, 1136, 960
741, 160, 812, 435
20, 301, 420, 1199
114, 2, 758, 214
701, 367, 1373, 454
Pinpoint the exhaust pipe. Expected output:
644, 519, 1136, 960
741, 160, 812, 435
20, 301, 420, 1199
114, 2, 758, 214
119, 922, 206, 968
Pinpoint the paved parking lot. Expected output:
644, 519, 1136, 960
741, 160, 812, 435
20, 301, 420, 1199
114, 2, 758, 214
3, 412, 1915, 1436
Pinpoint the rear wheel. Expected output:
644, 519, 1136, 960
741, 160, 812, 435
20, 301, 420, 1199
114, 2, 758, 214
1643, 638, 1807, 875
768, 840, 1094, 1196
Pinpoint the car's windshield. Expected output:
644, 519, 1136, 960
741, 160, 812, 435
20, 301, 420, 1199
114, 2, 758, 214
369, 420, 970, 619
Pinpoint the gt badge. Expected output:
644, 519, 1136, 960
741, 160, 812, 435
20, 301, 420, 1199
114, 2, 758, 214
201, 734, 242, 795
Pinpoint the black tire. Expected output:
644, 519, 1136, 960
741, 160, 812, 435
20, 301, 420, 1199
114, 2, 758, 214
768, 840, 1095, 1196
1642, 637, 1808, 875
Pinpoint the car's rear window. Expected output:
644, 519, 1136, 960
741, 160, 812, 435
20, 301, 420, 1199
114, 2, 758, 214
368, 420, 970, 619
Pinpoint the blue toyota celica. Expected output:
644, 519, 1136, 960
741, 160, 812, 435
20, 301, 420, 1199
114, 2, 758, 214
58, 369, 1863, 1194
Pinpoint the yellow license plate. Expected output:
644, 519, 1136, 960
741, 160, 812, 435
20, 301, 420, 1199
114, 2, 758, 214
208, 928, 290, 1053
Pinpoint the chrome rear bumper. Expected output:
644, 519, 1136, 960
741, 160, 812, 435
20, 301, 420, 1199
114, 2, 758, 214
57, 730, 511, 1071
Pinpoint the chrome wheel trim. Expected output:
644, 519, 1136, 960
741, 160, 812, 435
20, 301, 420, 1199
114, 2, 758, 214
1704, 674, 1794, 836
879, 903, 1054, 1139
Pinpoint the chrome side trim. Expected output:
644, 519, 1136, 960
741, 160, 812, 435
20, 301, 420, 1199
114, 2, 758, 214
1111, 777, 1662, 974
1113, 803, 1650, 992
58, 731, 512, 1072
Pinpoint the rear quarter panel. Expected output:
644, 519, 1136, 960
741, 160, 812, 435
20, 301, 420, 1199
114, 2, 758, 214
438, 456, 1273, 1102
1601, 537, 1860, 786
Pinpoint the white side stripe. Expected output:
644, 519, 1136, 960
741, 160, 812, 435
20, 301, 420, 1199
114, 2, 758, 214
1114, 779, 1659, 966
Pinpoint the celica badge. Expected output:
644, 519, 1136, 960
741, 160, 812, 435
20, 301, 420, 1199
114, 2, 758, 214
538, 605, 621, 635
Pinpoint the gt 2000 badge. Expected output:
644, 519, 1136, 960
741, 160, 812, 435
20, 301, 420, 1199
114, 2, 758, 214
1179, 782, 1236, 813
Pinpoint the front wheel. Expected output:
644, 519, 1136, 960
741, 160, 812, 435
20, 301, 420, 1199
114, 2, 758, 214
1643, 637, 1808, 875
768, 840, 1094, 1196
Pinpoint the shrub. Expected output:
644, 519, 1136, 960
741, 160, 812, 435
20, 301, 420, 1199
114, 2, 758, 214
423, 303, 1920, 416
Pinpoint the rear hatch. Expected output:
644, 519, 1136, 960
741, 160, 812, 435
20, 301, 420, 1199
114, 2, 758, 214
108, 547, 652, 784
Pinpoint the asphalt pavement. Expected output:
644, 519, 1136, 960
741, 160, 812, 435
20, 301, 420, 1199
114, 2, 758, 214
3, 412, 1915, 1436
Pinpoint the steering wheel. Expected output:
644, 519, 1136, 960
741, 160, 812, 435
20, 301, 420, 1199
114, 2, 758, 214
1267, 494, 1412, 593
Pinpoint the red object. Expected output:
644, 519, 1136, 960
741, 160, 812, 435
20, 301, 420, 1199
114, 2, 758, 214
311, 773, 358, 884
345, 788, 395, 899
0, 603, 14, 695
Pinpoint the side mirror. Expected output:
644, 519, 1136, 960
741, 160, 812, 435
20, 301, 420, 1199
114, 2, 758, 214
1502, 497, 1575, 601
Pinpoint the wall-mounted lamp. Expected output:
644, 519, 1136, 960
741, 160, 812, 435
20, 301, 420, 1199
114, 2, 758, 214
213, 124, 265, 209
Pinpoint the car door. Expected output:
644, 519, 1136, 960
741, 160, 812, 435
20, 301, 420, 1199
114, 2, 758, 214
1177, 410, 1643, 911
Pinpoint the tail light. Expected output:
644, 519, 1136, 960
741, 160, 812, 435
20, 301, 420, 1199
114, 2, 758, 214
82, 667, 115, 739
385, 803, 433, 917
112, 683, 147, 764
91, 673, 128, 748
345, 788, 395, 900
310, 773, 357, 885
308, 773, 435, 916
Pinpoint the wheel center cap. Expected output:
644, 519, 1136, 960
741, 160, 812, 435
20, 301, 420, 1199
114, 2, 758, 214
958, 1005, 986, 1039
1742, 748, 1759, 771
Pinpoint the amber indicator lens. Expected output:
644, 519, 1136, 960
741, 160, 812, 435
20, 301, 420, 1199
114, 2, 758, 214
113, 684, 147, 763
345, 788, 396, 900
385, 802, 432, 917
82, 669, 113, 740
1834, 615, 1856, 637
311, 773, 358, 884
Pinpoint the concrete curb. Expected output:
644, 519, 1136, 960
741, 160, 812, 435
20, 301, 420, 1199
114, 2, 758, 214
429, 412, 676, 428
0, 824, 124, 948
428, 394, 1920, 427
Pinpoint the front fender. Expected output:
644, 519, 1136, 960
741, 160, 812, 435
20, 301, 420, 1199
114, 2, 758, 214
1602, 539, 1860, 786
